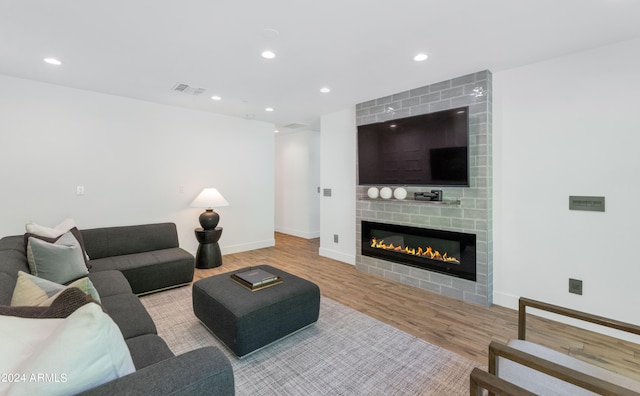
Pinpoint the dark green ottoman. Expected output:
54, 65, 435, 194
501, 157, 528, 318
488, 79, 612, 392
192, 265, 320, 357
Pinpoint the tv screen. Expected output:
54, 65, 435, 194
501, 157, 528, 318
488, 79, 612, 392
357, 107, 469, 186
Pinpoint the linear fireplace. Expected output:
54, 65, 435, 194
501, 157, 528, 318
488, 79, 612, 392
361, 221, 477, 281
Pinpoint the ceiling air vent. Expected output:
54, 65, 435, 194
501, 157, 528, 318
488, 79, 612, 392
283, 123, 309, 129
173, 83, 189, 92
172, 83, 207, 96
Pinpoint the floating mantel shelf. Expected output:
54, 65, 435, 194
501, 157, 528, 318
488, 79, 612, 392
359, 198, 461, 206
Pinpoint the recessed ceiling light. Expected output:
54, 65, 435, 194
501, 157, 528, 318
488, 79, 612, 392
274, 129, 279, 133
413, 53, 429, 62
265, 107, 274, 112
261, 50, 276, 59
211, 95, 222, 101
44, 57, 62, 65
320, 87, 331, 93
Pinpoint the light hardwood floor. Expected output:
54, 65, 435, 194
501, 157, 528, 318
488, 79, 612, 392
193, 232, 640, 381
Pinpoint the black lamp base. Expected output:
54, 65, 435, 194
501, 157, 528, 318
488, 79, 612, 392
199, 209, 220, 230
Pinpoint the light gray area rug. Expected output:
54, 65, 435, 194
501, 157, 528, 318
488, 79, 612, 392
141, 286, 481, 395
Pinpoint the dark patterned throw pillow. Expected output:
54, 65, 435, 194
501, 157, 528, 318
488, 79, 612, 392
0, 287, 97, 318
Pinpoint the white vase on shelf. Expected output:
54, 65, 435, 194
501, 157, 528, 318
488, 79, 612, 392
379, 187, 393, 199
367, 187, 379, 199
393, 187, 408, 200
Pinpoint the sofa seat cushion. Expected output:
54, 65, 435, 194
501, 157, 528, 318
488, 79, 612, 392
126, 334, 174, 370
99, 294, 157, 340
88, 270, 132, 298
0, 303, 135, 395
501, 339, 640, 395
89, 248, 194, 294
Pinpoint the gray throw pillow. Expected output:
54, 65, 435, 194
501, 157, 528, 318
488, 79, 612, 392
26, 231, 89, 284
23, 227, 91, 269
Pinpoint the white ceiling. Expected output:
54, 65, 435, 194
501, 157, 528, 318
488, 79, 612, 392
2, 1, 640, 131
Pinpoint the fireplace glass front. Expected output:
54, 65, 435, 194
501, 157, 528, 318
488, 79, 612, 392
361, 221, 476, 281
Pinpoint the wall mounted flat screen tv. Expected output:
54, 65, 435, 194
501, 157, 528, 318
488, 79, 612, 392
357, 106, 469, 187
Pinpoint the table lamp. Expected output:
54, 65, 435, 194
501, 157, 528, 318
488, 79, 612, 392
190, 188, 230, 230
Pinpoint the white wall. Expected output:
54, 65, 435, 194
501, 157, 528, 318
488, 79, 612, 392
0, 75, 275, 255
319, 108, 357, 264
274, 129, 320, 238
493, 37, 640, 332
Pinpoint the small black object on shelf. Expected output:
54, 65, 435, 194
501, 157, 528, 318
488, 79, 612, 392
414, 190, 443, 202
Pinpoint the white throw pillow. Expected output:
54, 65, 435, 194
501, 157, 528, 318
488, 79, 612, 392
26, 231, 89, 284
25, 218, 78, 238
11, 271, 100, 306
0, 303, 135, 396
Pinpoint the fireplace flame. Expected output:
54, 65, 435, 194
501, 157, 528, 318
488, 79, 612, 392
370, 237, 460, 263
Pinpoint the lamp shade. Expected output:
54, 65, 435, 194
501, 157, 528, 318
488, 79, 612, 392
190, 188, 230, 209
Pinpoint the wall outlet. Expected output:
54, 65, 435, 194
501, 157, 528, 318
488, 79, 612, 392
76, 185, 85, 196
569, 278, 583, 295
333, 234, 339, 243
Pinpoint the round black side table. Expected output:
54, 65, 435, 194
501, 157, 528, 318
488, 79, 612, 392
194, 227, 223, 269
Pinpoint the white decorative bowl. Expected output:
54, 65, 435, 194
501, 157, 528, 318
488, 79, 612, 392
379, 187, 393, 199
393, 187, 408, 200
367, 187, 379, 199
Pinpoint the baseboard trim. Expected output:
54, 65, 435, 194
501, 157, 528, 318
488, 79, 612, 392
319, 247, 355, 265
222, 239, 275, 255
492, 291, 520, 310
274, 226, 320, 239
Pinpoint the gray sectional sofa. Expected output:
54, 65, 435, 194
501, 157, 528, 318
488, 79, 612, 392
0, 222, 235, 395
80, 223, 195, 295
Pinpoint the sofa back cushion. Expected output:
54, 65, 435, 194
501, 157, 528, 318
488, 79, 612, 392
81, 223, 180, 259
0, 273, 16, 305
0, 236, 31, 305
